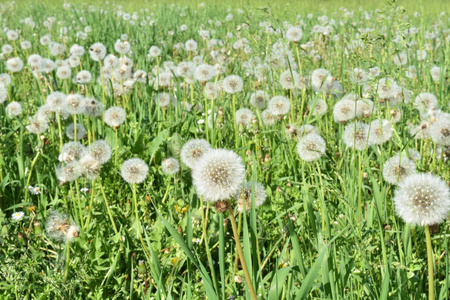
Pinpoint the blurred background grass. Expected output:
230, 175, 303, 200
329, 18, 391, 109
10, 0, 450, 17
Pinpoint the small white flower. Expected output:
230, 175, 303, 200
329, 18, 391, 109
11, 211, 25, 221
80, 187, 89, 193
197, 119, 205, 125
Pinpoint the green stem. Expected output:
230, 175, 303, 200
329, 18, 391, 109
133, 183, 151, 258
63, 241, 70, 282
228, 204, 257, 300
425, 225, 435, 300
24, 150, 41, 206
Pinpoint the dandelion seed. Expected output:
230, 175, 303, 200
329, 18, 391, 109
80, 155, 102, 180
369, 119, 393, 145
192, 149, 245, 202
47, 92, 68, 114
162, 157, 180, 175
311, 68, 333, 94
6, 102, 22, 117
297, 133, 326, 161
121, 158, 149, 184
88, 140, 112, 164
393, 173, 450, 226
6, 57, 24, 73
250, 90, 268, 109
223, 75, 244, 94
383, 154, 417, 185
65, 93, 84, 115
279, 70, 300, 90
268, 96, 290, 116
181, 139, 212, 169
429, 115, 450, 146
89, 43, 107, 61
235, 108, 254, 128
26, 115, 49, 135
60, 142, 87, 163
114, 39, 130, 54
104, 106, 126, 128
261, 109, 276, 125
309, 98, 328, 116
333, 98, 356, 123
343, 122, 370, 151
56, 66, 72, 80
285, 26, 303, 42
236, 182, 267, 213
46, 211, 79, 242
430, 66, 441, 82
82, 98, 104, 117
377, 78, 399, 99
148, 45, 161, 57
66, 123, 86, 140
56, 161, 83, 182
356, 99, 375, 118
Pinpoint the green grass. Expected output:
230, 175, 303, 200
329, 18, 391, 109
0, 0, 449, 299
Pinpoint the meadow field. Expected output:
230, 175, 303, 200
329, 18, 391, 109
0, 0, 449, 299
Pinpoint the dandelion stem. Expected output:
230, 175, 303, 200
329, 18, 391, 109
227, 204, 258, 300
24, 150, 40, 206
63, 241, 70, 282
132, 183, 151, 258
425, 225, 435, 300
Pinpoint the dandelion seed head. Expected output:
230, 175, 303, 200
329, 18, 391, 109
236, 182, 267, 213
429, 115, 450, 146
26, 115, 49, 134
162, 157, 180, 175
121, 158, 149, 184
261, 109, 276, 125
311, 68, 333, 93
268, 96, 290, 115
104, 106, 126, 128
88, 140, 112, 164
223, 75, 243, 94
369, 119, 393, 145
80, 155, 102, 180
89, 42, 107, 61
383, 154, 417, 185
56, 161, 83, 182
192, 149, 245, 202
343, 122, 370, 151
66, 123, 86, 140
60, 142, 87, 163
333, 98, 356, 123
82, 98, 104, 117
6, 102, 22, 117
297, 133, 326, 161
6, 57, 24, 73
236, 108, 254, 128
250, 90, 268, 109
393, 173, 450, 226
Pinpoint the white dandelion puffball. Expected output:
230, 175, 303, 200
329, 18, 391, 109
268, 95, 290, 115
311, 68, 333, 93
250, 90, 268, 109
56, 161, 83, 182
333, 98, 356, 123
6, 57, 24, 73
369, 119, 393, 145
309, 98, 328, 116
297, 133, 326, 161
0, 86, 7, 104
162, 157, 180, 175
429, 115, 450, 146
235, 108, 254, 128
343, 122, 370, 151
223, 75, 244, 94
181, 139, 211, 169
237, 182, 267, 213
60, 142, 87, 163
286, 26, 303, 42
192, 149, 246, 202
80, 155, 102, 180
88, 140, 112, 164
89, 43, 107, 61
261, 109, 276, 126
6, 102, 22, 117
279, 70, 300, 90
104, 106, 126, 128
382, 154, 417, 185
121, 158, 149, 184
393, 173, 450, 226
65, 93, 84, 115
66, 123, 86, 140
